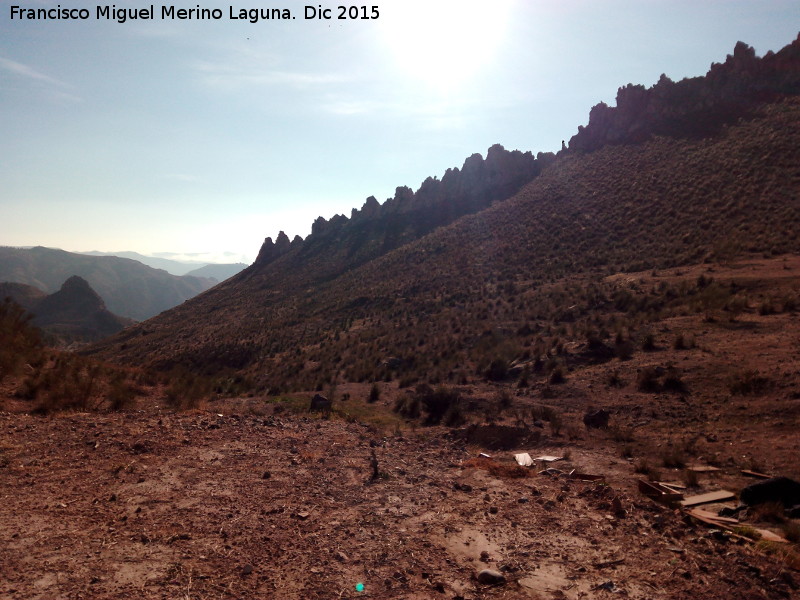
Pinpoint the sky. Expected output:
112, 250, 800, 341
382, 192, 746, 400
1, 1, 798, 264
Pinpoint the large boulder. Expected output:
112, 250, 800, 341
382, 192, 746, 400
740, 477, 800, 507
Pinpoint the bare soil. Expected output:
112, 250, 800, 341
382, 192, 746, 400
0, 408, 797, 600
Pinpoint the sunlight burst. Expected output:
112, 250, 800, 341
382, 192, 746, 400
379, 0, 515, 91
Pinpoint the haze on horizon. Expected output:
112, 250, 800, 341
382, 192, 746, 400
1, 0, 798, 264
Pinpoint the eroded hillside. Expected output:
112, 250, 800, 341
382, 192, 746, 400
86, 98, 800, 394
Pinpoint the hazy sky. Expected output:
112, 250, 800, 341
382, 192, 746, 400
2, 1, 798, 264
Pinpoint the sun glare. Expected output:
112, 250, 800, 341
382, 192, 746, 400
379, 0, 515, 91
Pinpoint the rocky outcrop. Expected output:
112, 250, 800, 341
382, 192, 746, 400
265, 143, 550, 285
569, 35, 800, 152
254, 230, 296, 266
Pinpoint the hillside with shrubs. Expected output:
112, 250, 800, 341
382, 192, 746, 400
87, 94, 800, 395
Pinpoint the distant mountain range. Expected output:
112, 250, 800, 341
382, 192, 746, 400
184, 263, 249, 281
85, 35, 800, 392
0, 246, 219, 321
0, 277, 132, 345
80, 250, 247, 279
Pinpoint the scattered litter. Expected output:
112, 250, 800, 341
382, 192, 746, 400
686, 465, 720, 473
534, 455, 563, 463
686, 508, 788, 543
741, 469, 771, 479
478, 453, 492, 459
569, 470, 606, 482
591, 580, 621, 592
638, 480, 684, 506
514, 453, 533, 467
679, 490, 736, 507
594, 558, 625, 569
685, 508, 739, 525
294, 511, 311, 520
476, 569, 506, 585
718, 505, 745, 517
755, 529, 789, 543
539, 468, 565, 477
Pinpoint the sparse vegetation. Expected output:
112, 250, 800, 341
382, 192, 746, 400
606, 369, 625, 388
783, 521, 800, 543
0, 299, 43, 383
728, 370, 770, 396
752, 502, 787, 524
637, 367, 662, 393
634, 459, 661, 481
609, 426, 635, 443
661, 447, 688, 469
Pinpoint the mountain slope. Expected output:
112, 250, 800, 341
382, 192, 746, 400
0, 247, 216, 321
0, 282, 47, 311
0, 277, 132, 345
88, 95, 800, 385
29, 276, 133, 344
87, 37, 800, 389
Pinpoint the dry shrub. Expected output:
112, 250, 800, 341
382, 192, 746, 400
367, 383, 381, 403
752, 502, 787, 524
0, 299, 43, 383
661, 447, 687, 469
637, 367, 661, 392
606, 369, 625, 387
727, 370, 770, 396
755, 540, 800, 571
609, 426, 635, 443
782, 521, 800, 543
634, 459, 661, 481
682, 468, 700, 488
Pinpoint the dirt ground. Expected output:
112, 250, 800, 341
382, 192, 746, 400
1, 256, 800, 599
0, 407, 797, 600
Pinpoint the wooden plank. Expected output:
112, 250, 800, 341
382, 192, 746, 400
680, 490, 736, 507
686, 509, 788, 544
688, 508, 739, 524
569, 472, 606, 482
638, 479, 684, 505
659, 481, 687, 491
756, 529, 788, 543
685, 508, 733, 528
741, 469, 771, 479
